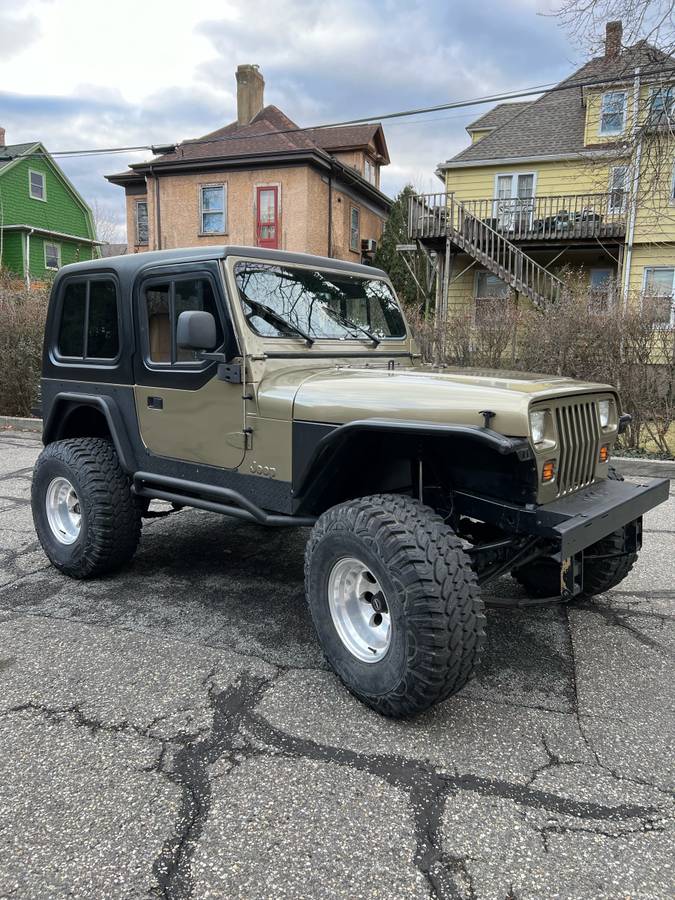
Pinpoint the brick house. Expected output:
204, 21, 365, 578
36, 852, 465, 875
106, 65, 392, 262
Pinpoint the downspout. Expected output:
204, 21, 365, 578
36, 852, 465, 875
25, 228, 34, 288
327, 173, 333, 257
149, 165, 162, 250
622, 66, 641, 306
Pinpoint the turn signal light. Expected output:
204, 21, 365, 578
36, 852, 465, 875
599, 444, 610, 463
542, 459, 556, 482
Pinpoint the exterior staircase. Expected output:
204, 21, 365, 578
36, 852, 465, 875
408, 193, 565, 308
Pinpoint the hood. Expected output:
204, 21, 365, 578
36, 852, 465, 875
256, 363, 615, 436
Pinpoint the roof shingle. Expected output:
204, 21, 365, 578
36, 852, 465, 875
444, 42, 672, 166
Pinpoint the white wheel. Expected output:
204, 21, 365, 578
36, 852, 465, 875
327, 557, 391, 663
45, 476, 82, 545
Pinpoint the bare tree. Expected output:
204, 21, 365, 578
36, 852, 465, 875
90, 199, 124, 246
553, 0, 674, 56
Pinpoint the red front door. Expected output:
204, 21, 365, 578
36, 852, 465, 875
256, 186, 279, 249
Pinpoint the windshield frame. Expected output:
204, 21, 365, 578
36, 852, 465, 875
230, 258, 408, 344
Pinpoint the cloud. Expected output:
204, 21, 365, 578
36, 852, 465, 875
0, 7, 41, 59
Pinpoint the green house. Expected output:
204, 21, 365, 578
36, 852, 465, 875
0, 130, 100, 283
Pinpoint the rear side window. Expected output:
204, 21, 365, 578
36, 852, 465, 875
144, 277, 223, 365
57, 278, 119, 361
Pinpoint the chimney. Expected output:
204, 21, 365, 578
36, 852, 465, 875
605, 20, 622, 59
236, 65, 265, 126
0, 126, 5, 146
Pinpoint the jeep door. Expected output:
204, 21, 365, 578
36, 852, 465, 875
133, 263, 246, 469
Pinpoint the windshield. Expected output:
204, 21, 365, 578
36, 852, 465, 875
234, 262, 407, 341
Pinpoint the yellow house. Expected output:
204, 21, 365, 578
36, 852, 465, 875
409, 21, 675, 328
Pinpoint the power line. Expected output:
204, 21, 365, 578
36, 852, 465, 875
2, 63, 674, 161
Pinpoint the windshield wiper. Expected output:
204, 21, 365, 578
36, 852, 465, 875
243, 295, 314, 346
323, 307, 381, 346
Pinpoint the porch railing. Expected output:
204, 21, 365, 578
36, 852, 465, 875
409, 191, 629, 241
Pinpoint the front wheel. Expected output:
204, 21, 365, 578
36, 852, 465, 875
304, 494, 485, 718
32, 438, 141, 578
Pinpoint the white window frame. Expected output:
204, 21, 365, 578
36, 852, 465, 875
599, 90, 628, 136
44, 241, 61, 271
642, 266, 675, 328
199, 183, 227, 236
608, 165, 628, 213
29, 169, 46, 201
349, 206, 360, 253
364, 157, 376, 185
648, 85, 674, 124
135, 199, 149, 245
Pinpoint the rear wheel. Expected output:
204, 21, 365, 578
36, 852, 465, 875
512, 466, 638, 600
304, 494, 485, 718
32, 438, 141, 578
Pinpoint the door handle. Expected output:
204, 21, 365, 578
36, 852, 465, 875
147, 396, 163, 410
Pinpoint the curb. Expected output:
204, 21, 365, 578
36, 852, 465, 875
612, 456, 675, 479
1, 415, 673, 479
0, 415, 42, 434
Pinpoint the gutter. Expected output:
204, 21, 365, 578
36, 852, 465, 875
2, 224, 103, 244
437, 148, 631, 172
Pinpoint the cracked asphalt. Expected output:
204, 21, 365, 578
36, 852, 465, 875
0, 429, 673, 900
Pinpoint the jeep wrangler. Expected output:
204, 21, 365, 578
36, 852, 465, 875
31, 247, 669, 717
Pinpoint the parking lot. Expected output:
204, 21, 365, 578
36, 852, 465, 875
0, 428, 673, 900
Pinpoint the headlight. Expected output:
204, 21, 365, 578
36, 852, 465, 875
598, 400, 611, 428
529, 410, 547, 445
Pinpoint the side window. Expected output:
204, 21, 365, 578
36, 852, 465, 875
350, 206, 360, 252
136, 200, 149, 245
58, 282, 87, 357
57, 278, 119, 361
599, 91, 627, 135
144, 277, 223, 366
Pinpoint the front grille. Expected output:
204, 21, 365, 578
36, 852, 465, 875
554, 401, 600, 496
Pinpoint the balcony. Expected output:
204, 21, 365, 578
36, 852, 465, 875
408, 191, 628, 242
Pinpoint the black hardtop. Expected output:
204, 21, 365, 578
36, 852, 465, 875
56, 245, 387, 283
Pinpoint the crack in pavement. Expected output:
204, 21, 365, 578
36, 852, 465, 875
575, 601, 673, 656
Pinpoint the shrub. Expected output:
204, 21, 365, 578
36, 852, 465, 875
0, 272, 48, 417
404, 276, 675, 457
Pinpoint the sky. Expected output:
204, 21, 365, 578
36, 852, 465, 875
0, 0, 586, 241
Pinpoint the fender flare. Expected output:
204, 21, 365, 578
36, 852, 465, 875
292, 418, 534, 507
42, 392, 137, 473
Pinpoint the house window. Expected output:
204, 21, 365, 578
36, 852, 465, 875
475, 271, 509, 322
364, 157, 376, 185
57, 278, 119, 360
199, 184, 226, 234
29, 170, 46, 201
648, 86, 674, 124
350, 206, 360, 252
608, 165, 628, 212
643, 267, 675, 328
144, 277, 223, 365
599, 91, 627, 135
670, 162, 675, 204
135, 200, 149, 245
589, 268, 614, 312
44, 242, 61, 270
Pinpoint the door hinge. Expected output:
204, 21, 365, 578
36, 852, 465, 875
218, 362, 243, 384
226, 429, 253, 450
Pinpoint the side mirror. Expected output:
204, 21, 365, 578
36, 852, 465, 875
176, 310, 218, 351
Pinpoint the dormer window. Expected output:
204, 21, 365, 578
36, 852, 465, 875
599, 91, 627, 135
364, 157, 376, 185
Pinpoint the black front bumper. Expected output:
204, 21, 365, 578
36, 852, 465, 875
455, 477, 670, 558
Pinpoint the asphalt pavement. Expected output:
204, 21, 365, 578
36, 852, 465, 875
0, 429, 673, 900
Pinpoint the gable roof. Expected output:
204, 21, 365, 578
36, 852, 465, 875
442, 41, 673, 169
106, 106, 391, 206
0, 142, 40, 173
0, 141, 95, 236
466, 102, 532, 132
